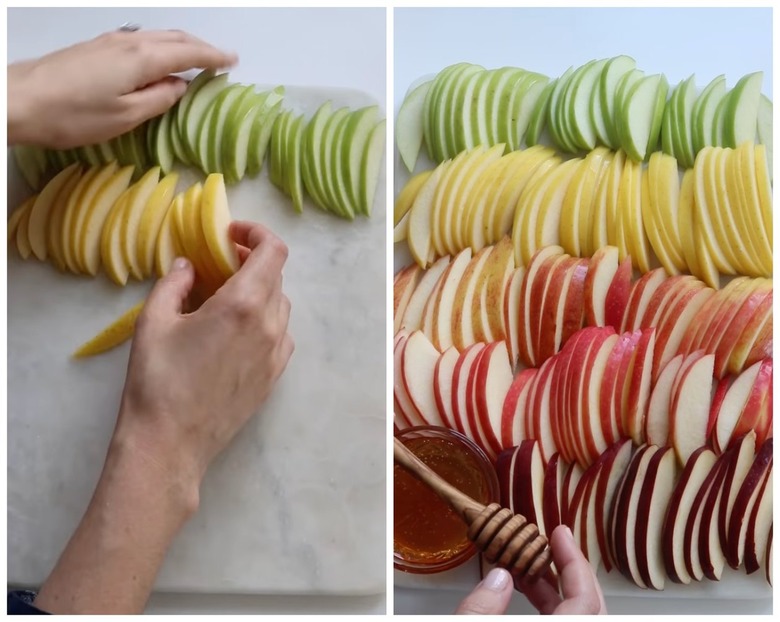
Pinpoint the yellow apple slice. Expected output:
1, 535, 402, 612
100, 190, 133, 286
80, 165, 134, 276
619, 157, 651, 273
753, 143, 772, 253
430, 148, 471, 256
576, 148, 612, 258
702, 147, 744, 274
201, 173, 240, 280
68, 162, 119, 273
137, 173, 179, 278
393, 211, 410, 243
154, 196, 182, 278
120, 167, 161, 280
394, 170, 433, 226
72, 301, 144, 358
690, 171, 721, 289
27, 163, 80, 260
514, 161, 562, 266
646, 152, 686, 272
692, 147, 735, 274
8, 198, 32, 244
408, 160, 450, 268
46, 168, 87, 272
641, 167, 679, 276
724, 146, 761, 276
560, 147, 608, 257
464, 153, 515, 250
182, 182, 226, 287
677, 169, 701, 279
533, 157, 580, 258
12, 196, 37, 259
59, 165, 102, 273
736, 142, 772, 275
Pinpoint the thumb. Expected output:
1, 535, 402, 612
143, 257, 195, 320
455, 568, 513, 615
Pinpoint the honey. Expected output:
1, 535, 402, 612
394, 428, 498, 572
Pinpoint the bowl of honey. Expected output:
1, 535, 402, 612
394, 426, 499, 574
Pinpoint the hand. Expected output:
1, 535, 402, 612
8, 29, 237, 148
115, 221, 294, 498
455, 525, 607, 615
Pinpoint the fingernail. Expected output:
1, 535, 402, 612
483, 568, 510, 592
173, 257, 189, 271
561, 525, 574, 540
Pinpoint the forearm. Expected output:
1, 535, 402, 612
33, 425, 200, 614
7, 62, 40, 146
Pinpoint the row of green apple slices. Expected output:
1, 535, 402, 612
397, 58, 772, 171
271, 102, 386, 218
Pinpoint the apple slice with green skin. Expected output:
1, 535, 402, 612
553, 66, 581, 153
570, 59, 606, 151
200, 174, 240, 280
675, 75, 697, 168
756, 94, 772, 174
135, 173, 179, 278
167, 106, 192, 167
201, 84, 247, 174
663, 447, 717, 584
692, 75, 727, 154
27, 163, 80, 261
245, 86, 284, 178
744, 457, 772, 574
432, 63, 475, 161
598, 55, 637, 148
269, 110, 291, 194
525, 78, 556, 147
485, 67, 524, 148
80, 165, 135, 276
620, 74, 668, 161
220, 86, 261, 184
397, 79, 432, 172
444, 64, 484, 158
343, 105, 379, 213
315, 107, 351, 217
422, 63, 465, 161
323, 111, 356, 218
153, 109, 176, 174
660, 81, 679, 160
301, 100, 333, 211
723, 71, 764, 148
510, 74, 549, 151
358, 118, 385, 218
175, 69, 217, 160
285, 113, 306, 214
544, 66, 574, 151
13, 145, 48, 191
180, 73, 227, 166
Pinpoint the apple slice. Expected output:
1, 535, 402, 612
537, 256, 578, 364
583, 245, 619, 326
621, 268, 666, 332
397, 79, 432, 173
542, 453, 567, 537
717, 430, 757, 556
645, 354, 683, 446
496, 446, 517, 512
530, 355, 560, 464
503, 267, 525, 368
470, 236, 513, 343
726, 437, 772, 568
393, 332, 424, 428
592, 438, 633, 572
670, 353, 715, 465
472, 340, 514, 458
400, 255, 450, 333
744, 457, 773, 574
12, 196, 37, 260
430, 248, 473, 350
432, 346, 459, 430
598, 331, 635, 445
612, 330, 642, 440
561, 460, 584, 525
580, 332, 619, 462
604, 255, 632, 329
27, 163, 81, 261
72, 301, 145, 358
500, 368, 536, 450
393, 264, 423, 333
511, 440, 547, 535
732, 292, 773, 375
401, 331, 444, 428
708, 376, 732, 450
558, 259, 589, 348
529, 253, 570, 364
715, 359, 765, 452
200, 173, 240, 279
572, 462, 603, 569
407, 158, 449, 267
450, 343, 486, 439
623, 328, 656, 446
451, 248, 490, 350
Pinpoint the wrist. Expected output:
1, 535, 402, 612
8, 62, 41, 146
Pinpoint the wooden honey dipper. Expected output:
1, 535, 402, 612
394, 437, 553, 581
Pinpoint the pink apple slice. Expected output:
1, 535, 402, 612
393, 263, 423, 333
559, 258, 589, 349
432, 346, 460, 430
394, 332, 425, 427
670, 352, 715, 465
624, 328, 656, 446
450, 343, 486, 436
580, 333, 619, 463
430, 247, 473, 351
621, 268, 667, 332
473, 340, 514, 458
500, 367, 536, 450
729, 358, 773, 446
401, 331, 445, 427
583, 245, 619, 326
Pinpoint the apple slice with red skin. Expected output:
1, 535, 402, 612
559, 258, 589, 347
651, 286, 713, 381
400, 255, 451, 333
612, 330, 642, 440
621, 268, 667, 332
715, 359, 765, 452
683, 449, 729, 581
580, 333, 620, 463
676, 280, 730, 355
542, 453, 567, 536
623, 328, 656, 446
716, 430, 756, 562
550, 328, 587, 464
730, 359, 772, 445
500, 368, 536, 449
503, 267, 525, 369
744, 460, 772, 574
401, 331, 445, 427
604, 255, 632, 330
561, 460, 584, 526
726, 437, 772, 568
565, 460, 600, 528
495, 446, 517, 512
697, 278, 756, 357
511, 440, 547, 535
634, 274, 694, 330
450, 343, 486, 437
662, 447, 718, 584
430, 248, 473, 351
598, 331, 635, 444
610, 444, 657, 587
753, 378, 773, 448
708, 376, 732, 451
518, 246, 565, 367
645, 354, 684, 446
669, 352, 715, 465
479, 236, 515, 342
634, 446, 677, 590
531, 355, 561, 464
766, 526, 773, 585
573, 461, 604, 569
464, 345, 491, 453
583, 245, 618, 326
592, 438, 634, 572
698, 446, 735, 581
394, 332, 425, 427
473, 340, 515, 458
393, 263, 423, 333
538, 256, 578, 364
529, 253, 570, 366
432, 346, 460, 429
739, 294, 773, 372
451, 247, 491, 350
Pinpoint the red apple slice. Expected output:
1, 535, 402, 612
464, 345, 490, 452
538, 256, 578, 363
529, 253, 569, 366
559, 259, 589, 348
727, 437, 772, 568
715, 359, 764, 452
496, 446, 517, 511
708, 376, 732, 451
400, 255, 450, 332
561, 460, 583, 524
450, 343, 486, 437
565, 460, 600, 529
698, 278, 756, 357
635, 447, 677, 590
573, 462, 603, 569
738, 294, 773, 373
662, 447, 718, 584
500, 368, 536, 449
542, 453, 566, 536
512, 440, 546, 535
433, 346, 460, 430
698, 448, 733, 581
676, 280, 735, 355
730, 358, 773, 446
753, 377, 773, 448
394, 332, 425, 427
669, 352, 715, 465
473, 340, 514, 458
503, 267, 525, 368
645, 353, 684, 446
451, 247, 491, 350
604, 255, 632, 329
583, 245, 618, 326
621, 268, 667, 332
480, 236, 515, 342
550, 328, 586, 464
624, 328, 656, 446
717, 430, 757, 559
401, 331, 445, 427
598, 331, 634, 444
766, 526, 773, 585
612, 330, 642, 439
430, 248, 473, 351
744, 460, 772, 574
393, 263, 423, 332
580, 333, 619, 463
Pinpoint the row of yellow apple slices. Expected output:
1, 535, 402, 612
8, 163, 239, 290
395, 141, 772, 288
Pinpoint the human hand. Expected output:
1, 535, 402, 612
455, 525, 607, 615
112, 221, 294, 506
8, 29, 237, 148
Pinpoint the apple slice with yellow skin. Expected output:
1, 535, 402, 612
533, 157, 581, 255
45, 168, 87, 271
68, 162, 119, 273
99, 190, 133, 286
560, 148, 609, 257
137, 173, 179, 278
693, 147, 735, 275
513, 163, 562, 267
642, 158, 679, 276
477, 236, 514, 341
59, 165, 103, 272
690, 183, 721, 290
599, 149, 625, 251
436, 145, 487, 253
12, 196, 37, 259
72, 301, 144, 358
408, 160, 450, 268
753, 143, 772, 245
645, 152, 685, 272
80, 165, 134, 276
7, 199, 30, 244
577, 150, 612, 258
27, 163, 80, 260
153, 195, 182, 278
394, 169, 432, 225
180, 183, 226, 289
676, 168, 703, 279
725, 144, 766, 276
619, 157, 652, 273
120, 167, 161, 280
733, 142, 772, 275
429, 148, 471, 256
463, 154, 514, 251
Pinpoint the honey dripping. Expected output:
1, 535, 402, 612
394, 436, 493, 563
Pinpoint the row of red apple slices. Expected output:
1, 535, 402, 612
495, 434, 771, 589
394, 242, 772, 378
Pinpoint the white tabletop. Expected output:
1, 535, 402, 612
8, 6, 386, 615
393, 6, 772, 615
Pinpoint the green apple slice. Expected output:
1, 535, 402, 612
327, 111, 357, 218
181, 72, 228, 163
286, 114, 306, 214
620, 73, 668, 161
723, 71, 764, 148
711, 92, 728, 146
468, 69, 497, 151
176, 69, 216, 155
450, 66, 485, 154
444, 64, 483, 159
614, 68, 646, 153
423, 63, 466, 161
269, 109, 290, 192
510, 74, 549, 151
154, 109, 175, 174
660, 81, 679, 160
483, 66, 523, 148
77, 145, 101, 167
194, 101, 216, 171
396, 79, 432, 173
246, 86, 285, 177
359, 119, 386, 217
14, 146, 48, 190
756, 94, 772, 176
301, 101, 333, 212
691, 74, 726, 154
569, 58, 606, 151
169, 107, 191, 167
95, 140, 116, 165
675, 75, 697, 169
502, 72, 532, 150
457, 69, 485, 153
320, 108, 352, 218
222, 90, 262, 184
435, 63, 476, 161
343, 105, 380, 211
205, 84, 248, 174
555, 65, 581, 153
546, 66, 574, 150
589, 60, 612, 147
525, 78, 556, 146
599, 55, 637, 148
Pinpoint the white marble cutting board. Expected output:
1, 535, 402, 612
7, 85, 386, 595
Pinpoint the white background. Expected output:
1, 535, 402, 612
393, 6, 773, 615
7, 6, 386, 615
